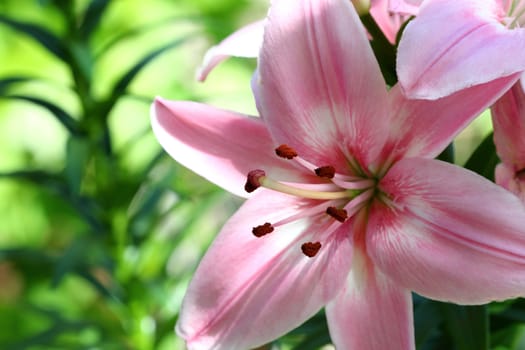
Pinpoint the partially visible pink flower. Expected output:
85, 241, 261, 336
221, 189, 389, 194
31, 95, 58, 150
492, 82, 525, 202
152, 0, 524, 349
370, 0, 413, 43
198, 0, 417, 80
397, 0, 525, 99
196, 20, 265, 81
389, 0, 422, 14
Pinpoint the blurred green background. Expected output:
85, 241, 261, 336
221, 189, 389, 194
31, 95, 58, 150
0, 1, 521, 350
0, 0, 264, 348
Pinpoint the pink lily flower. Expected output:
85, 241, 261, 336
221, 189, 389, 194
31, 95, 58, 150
151, 0, 524, 349
397, 0, 525, 99
196, 19, 265, 81
492, 82, 525, 203
370, 0, 415, 43
389, 0, 422, 14
198, 0, 414, 81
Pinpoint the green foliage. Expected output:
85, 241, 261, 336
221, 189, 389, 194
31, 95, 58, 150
0, 1, 523, 350
0, 0, 255, 349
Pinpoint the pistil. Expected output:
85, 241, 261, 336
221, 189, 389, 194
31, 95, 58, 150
245, 169, 352, 200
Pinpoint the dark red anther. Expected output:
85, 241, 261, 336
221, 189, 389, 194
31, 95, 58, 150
315, 166, 336, 179
244, 169, 266, 193
275, 144, 298, 159
517, 168, 525, 180
252, 223, 274, 237
326, 206, 348, 223
301, 241, 322, 258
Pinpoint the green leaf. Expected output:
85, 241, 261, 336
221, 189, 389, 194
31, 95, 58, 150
76, 267, 121, 301
51, 237, 87, 287
437, 143, 455, 164
0, 169, 65, 193
110, 36, 194, 98
464, 132, 499, 180
414, 298, 444, 347
360, 13, 397, 86
440, 303, 489, 350
79, 0, 111, 40
0, 76, 33, 94
3, 94, 81, 135
0, 170, 104, 233
0, 15, 67, 61
94, 15, 198, 56
65, 137, 90, 195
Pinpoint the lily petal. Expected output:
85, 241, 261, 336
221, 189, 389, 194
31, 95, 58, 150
197, 20, 265, 81
326, 248, 414, 350
388, 0, 421, 15
370, 0, 410, 44
495, 163, 525, 202
491, 82, 525, 167
380, 75, 518, 162
151, 98, 311, 198
397, 0, 525, 99
176, 189, 354, 350
254, 0, 389, 173
368, 157, 525, 304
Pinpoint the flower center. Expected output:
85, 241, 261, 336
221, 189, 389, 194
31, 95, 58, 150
504, 0, 525, 27
245, 144, 377, 257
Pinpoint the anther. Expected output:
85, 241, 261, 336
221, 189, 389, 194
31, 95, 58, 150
301, 241, 322, 257
275, 144, 298, 159
326, 206, 348, 223
245, 169, 266, 193
315, 166, 336, 179
252, 223, 274, 237
517, 168, 525, 180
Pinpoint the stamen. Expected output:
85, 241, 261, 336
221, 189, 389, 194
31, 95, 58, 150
252, 223, 274, 237
326, 206, 348, 222
245, 169, 266, 193
260, 176, 351, 200
301, 241, 322, 257
275, 144, 298, 159
331, 177, 375, 190
315, 166, 336, 179
345, 188, 375, 217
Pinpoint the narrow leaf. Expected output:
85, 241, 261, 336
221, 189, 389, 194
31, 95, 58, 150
414, 298, 444, 347
0, 15, 67, 60
65, 137, 90, 195
440, 304, 489, 350
0, 76, 33, 94
464, 132, 499, 180
110, 36, 193, 98
360, 13, 397, 85
79, 0, 111, 40
4, 95, 81, 135
94, 15, 197, 56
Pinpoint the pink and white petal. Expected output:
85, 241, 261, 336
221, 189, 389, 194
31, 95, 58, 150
370, 0, 410, 43
254, 0, 390, 173
368, 158, 525, 304
151, 98, 311, 198
326, 248, 414, 350
177, 190, 354, 350
495, 163, 525, 203
388, 0, 422, 15
491, 82, 525, 167
379, 75, 518, 163
397, 0, 525, 99
196, 20, 265, 81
